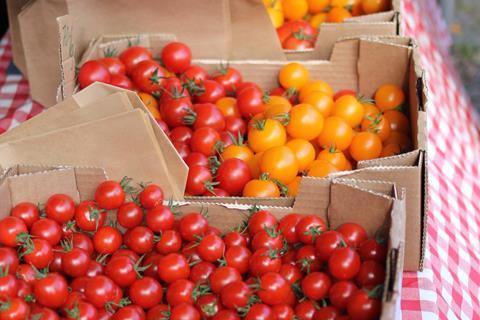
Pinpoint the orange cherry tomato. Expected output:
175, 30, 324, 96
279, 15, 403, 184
260, 146, 299, 184
349, 132, 383, 161
361, 114, 391, 142
351, 0, 364, 16
307, 0, 329, 13
279, 63, 310, 90
222, 144, 254, 165
216, 97, 240, 117
282, 0, 309, 20
383, 131, 412, 151
310, 13, 328, 29
264, 104, 292, 121
286, 139, 316, 171
318, 116, 354, 151
374, 84, 405, 111
243, 179, 280, 197
333, 89, 356, 101
332, 95, 364, 127
287, 104, 324, 140
301, 91, 334, 118
327, 7, 352, 23
380, 143, 401, 157
330, 0, 356, 7
248, 119, 287, 153
362, 0, 390, 14
265, 95, 292, 109
362, 103, 381, 118
299, 80, 333, 101
138, 92, 161, 120
383, 110, 410, 135
287, 176, 302, 196
307, 159, 338, 177
317, 148, 352, 171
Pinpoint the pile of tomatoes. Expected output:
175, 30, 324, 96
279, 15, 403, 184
263, 0, 392, 49
77, 42, 411, 198
0, 177, 387, 319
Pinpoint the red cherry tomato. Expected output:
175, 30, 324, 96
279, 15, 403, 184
131, 60, 167, 93
34, 273, 68, 308
190, 127, 221, 157
358, 239, 387, 264
78, 60, 111, 89
99, 57, 126, 75
194, 80, 226, 103
301, 272, 332, 301
124, 226, 155, 254
119, 46, 153, 75
189, 261, 216, 284
197, 233, 225, 262
93, 226, 122, 254
117, 202, 143, 229
181, 65, 209, 85
166, 278, 194, 306
139, 184, 164, 209
221, 280, 252, 309
129, 277, 163, 309
296, 215, 327, 244
329, 280, 357, 309
216, 158, 252, 196
213, 67, 243, 93
189, 103, 226, 131
95, 180, 126, 210
347, 289, 381, 320
237, 86, 266, 118
157, 253, 190, 284
109, 74, 134, 90
161, 42, 192, 73
224, 245, 251, 274
170, 126, 194, 144
315, 230, 345, 261
248, 210, 277, 235
356, 260, 386, 287
328, 247, 361, 280
336, 223, 368, 248
209, 266, 242, 294
74, 201, 106, 232
45, 194, 75, 224
278, 213, 303, 244
10, 202, 39, 228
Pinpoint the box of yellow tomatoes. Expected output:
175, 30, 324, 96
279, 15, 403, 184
228, 0, 401, 61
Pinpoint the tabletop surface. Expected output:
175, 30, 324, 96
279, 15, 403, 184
1, 0, 480, 319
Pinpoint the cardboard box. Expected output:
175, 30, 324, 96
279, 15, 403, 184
0, 165, 406, 319
228, 0, 401, 61
58, 31, 427, 271
8, 0, 399, 105
0, 83, 188, 200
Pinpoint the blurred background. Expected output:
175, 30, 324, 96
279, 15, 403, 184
0, 0, 478, 108
441, 0, 480, 109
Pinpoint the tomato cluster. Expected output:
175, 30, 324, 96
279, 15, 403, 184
264, 0, 392, 49
77, 42, 411, 198
0, 177, 387, 319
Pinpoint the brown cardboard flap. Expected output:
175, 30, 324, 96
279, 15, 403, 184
359, 149, 421, 168
228, 0, 285, 61
328, 182, 393, 236
358, 39, 411, 97
333, 178, 396, 197
0, 110, 184, 199
18, 0, 68, 106
292, 178, 331, 216
6, 0, 30, 75
0, 92, 132, 143
185, 196, 295, 208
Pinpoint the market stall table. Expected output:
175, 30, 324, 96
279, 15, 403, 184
0, 0, 479, 318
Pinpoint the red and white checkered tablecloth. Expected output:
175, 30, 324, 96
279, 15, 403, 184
1, 0, 480, 318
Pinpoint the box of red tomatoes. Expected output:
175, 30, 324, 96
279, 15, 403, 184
52, 23, 426, 272
0, 165, 405, 319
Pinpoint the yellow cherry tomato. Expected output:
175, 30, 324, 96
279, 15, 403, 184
310, 13, 328, 29
308, 0, 330, 13
380, 143, 401, 157
327, 7, 352, 22
282, 0, 309, 20
317, 148, 352, 171
374, 84, 405, 111
299, 80, 334, 101
332, 95, 364, 127
287, 176, 302, 196
286, 139, 316, 171
361, 113, 391, 142
267, 7, 285, 28
279, 63, 309, 90
383, 110, 410, 135
248, 119, 287, 153
287, 104, 324, 140
349, 131, 383, 161
216, 97, 240, 117
138, 92, 161, 120
260, 146, 299, 185
301, 91, 334, 117
307, 159, 338, 177
243, 179, 280, 197
318, 116, 354, 151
